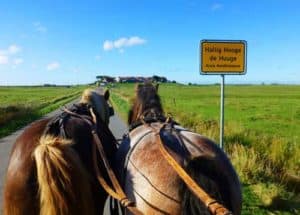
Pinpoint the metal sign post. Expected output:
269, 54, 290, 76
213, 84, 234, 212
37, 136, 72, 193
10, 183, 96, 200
220, 74, 225, 149
200, 40, 247, 150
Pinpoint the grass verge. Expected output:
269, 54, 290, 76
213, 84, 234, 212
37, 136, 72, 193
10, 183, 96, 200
0, 86, 87, 138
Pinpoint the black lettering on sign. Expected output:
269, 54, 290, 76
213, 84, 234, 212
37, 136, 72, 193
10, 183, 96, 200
223, 48, 241, 54
217, 64, 240, 68
205, 47, 222, 54
210, 55, 217, 61
219, 56, 237, 62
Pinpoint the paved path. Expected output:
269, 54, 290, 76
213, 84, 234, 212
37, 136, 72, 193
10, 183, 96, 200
0, 96, 128, 214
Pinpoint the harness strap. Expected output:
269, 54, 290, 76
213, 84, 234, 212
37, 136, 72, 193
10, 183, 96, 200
147, 122, 232, 215
90, 130, 143, 215
63, 108, 143, 215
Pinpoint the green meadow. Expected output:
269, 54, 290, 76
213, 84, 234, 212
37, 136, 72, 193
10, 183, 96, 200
110, 83, 300, 214
0, 86, 87, 138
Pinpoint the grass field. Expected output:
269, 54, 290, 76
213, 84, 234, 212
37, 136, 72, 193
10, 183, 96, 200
0, 85, 88, 138
110, 83, 300, 214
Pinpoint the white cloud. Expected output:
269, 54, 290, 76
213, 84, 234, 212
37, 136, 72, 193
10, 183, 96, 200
8, 45, 22, 54
0, 44, 22, 55
33, 22, 47, 33
47, 62, 60, 71
103, 40, 114, 51
13, 58, 24, 65
0, 55, 9, 65
114, 38, 128, 49
0, 44, 23, 65
7, 44, 21, 54
103, 36, 147, 51
127, 36, 147, 46
211, 3, 223, 11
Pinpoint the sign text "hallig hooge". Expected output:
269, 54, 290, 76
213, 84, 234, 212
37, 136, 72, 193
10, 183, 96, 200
201, 40, 247, 74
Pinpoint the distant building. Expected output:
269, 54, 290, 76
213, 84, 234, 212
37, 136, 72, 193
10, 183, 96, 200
116, 76, 148, 83
96, 76, 116, 83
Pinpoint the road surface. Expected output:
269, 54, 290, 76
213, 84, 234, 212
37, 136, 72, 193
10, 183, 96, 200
0, 99, 128, 214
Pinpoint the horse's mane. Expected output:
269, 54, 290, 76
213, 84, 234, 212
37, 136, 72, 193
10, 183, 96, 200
128, 82, 164, 125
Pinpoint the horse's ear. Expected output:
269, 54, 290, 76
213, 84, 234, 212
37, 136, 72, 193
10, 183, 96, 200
155, 84, 159, 92
104, 89, 110, 100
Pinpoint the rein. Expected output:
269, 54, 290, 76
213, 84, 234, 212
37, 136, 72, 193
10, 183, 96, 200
141, 118, 233, 215
62, 108, 143, 215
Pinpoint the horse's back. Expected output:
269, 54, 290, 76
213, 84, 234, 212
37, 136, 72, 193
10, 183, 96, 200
117, 123, 242, 214
116, 123, 188, 214
3, 118, 50, 215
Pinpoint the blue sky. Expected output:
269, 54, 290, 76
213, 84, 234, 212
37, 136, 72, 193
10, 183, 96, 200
0, 0, 299, 85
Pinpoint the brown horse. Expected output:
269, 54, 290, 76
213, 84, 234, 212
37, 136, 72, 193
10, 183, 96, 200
3, 88, 117, 215
115, 83, 242, 214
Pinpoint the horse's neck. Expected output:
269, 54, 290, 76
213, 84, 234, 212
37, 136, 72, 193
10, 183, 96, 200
96, 120, 117, 157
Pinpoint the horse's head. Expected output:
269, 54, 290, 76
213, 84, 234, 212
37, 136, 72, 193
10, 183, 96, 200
80, 88, 114, 125
128, 82, 164, 125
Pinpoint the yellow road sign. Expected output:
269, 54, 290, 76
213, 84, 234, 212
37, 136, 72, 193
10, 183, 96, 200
200, 40, 247, 74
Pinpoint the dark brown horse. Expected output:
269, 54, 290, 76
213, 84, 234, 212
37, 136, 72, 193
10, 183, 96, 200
3, 88, 117, 215
115, 83, 242, 214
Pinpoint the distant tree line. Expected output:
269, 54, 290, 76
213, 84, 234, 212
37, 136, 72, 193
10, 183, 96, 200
96, 75, 174, 84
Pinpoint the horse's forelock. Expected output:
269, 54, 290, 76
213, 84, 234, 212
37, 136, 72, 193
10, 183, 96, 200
135, 83, 157, 106
129, 83, 163, 124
